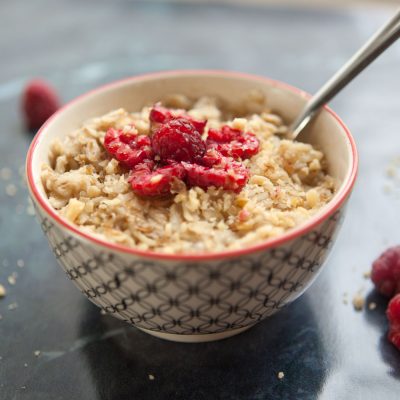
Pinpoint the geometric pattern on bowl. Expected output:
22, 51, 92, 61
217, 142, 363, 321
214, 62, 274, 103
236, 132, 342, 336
35, 203, 344, 336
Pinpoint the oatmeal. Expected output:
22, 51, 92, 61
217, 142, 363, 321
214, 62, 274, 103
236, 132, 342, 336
41, 94, 336, 253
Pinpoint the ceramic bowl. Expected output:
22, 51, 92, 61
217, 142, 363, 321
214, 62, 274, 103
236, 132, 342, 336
26, 70, 358, 342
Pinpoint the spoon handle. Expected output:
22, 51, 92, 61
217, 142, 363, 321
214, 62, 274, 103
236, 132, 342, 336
291, 8, 400, 139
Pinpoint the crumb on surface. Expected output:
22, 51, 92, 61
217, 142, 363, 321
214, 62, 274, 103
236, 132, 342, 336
8, 273, 17, 285
0, 284, 6, 298
7, 302, 18, 311
5, 184, 17, 196
0, 167, 12, 180
352, 293, 365, 311
17, 259, 25, 268
386, 166, 397, 178
34, 350, 41, 357
368, 302, 377, 310
363, 271, 371, 279
148, 374, 155, 381
383, 184, 392, 194
24, 363, 28, 367
277, 371, 284, 380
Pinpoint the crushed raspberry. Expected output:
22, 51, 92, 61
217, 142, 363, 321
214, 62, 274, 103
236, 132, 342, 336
149, 104, 174, 124
103, 105, 260, 196
201, 148, 224, 167
371, 246, 400, 297
152, 118, 206, 163
22, 79, 60, 130
149, 104, 207, 134
183, 159, 249, 192
104, 128, 153, 168
129, 162, 186, 197
387, 294, 400, 350
206, 125, 260, 160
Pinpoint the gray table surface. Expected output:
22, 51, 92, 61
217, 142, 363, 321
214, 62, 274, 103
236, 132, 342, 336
1, 1, 400, 399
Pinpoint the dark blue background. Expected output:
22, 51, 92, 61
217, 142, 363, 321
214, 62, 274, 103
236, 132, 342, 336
1, 1, 400, 399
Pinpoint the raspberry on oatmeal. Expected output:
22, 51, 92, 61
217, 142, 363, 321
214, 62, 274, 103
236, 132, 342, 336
40, 95, 336, 253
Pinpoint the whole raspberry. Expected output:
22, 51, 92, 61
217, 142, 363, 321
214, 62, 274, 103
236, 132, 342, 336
387, 294, 400, 350
371, 246, 400, 297
129, 162, 186, 197
152, 118, 206, 163
149, 104, 207, 134
22, 79, 60, 130
183, 159, 249, 192
104, 128, 153, 168
207, 125, 260, 160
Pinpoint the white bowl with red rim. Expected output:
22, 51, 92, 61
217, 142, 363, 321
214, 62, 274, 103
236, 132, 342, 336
26, 70, 358, 342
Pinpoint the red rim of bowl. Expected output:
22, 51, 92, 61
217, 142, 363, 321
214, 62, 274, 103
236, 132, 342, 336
26, 70, 358, 261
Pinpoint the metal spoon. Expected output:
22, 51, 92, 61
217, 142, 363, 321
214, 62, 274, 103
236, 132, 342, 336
291, 8, 400, 140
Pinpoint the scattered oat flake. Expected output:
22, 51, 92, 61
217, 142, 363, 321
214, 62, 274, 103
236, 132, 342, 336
34, 350, 41, 357
0, 284, 6, 298
148, 374, 155, 380
7, 302, 18, 311
368, 302, 377, 310
352, 293, 365, 311
8, 273, 17, 285
24, 363, 28, 367
17, 259, 25, 268
0, 167, 12, 180
363, 271, 371, 279
277, 371, 285, 380
5, 184, 17, 196
386, 166, 397, 178
383, 184, 392, 194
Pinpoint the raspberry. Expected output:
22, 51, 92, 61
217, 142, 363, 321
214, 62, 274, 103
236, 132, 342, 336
104, 128, 153, 168
387, 294, 400, 350
149, 104, 174, 124
371, 246, 400, 297
152, 118, 206, 163
201, 148, 224, 167
149, 104, 207, 134
183, 159, 249, 192
206, 125, 259, 160
129, 162, 186, 197
22, 79, 60, 130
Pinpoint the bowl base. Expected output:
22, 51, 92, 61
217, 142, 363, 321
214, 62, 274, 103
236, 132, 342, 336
136, 325, 253, 343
